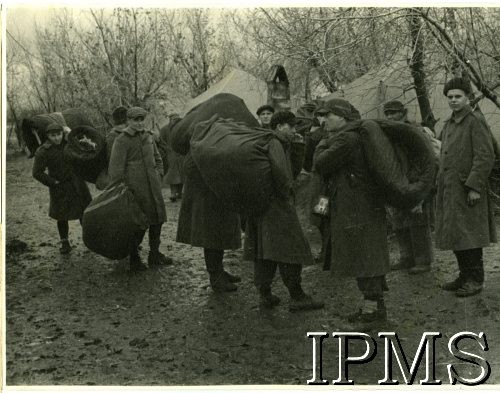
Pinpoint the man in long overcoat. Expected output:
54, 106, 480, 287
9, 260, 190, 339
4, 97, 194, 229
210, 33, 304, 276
245, 111, 324, 312
436, 77, 497, 297
313, 98, 390, 327
171, 115, 242, 292
108, 106, 172, 272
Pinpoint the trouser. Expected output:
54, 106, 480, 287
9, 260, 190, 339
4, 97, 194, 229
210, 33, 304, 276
319, 219, 332, 271
203, 248, 224, 276
453, 248, 484, 284
170, 184, 183, 197
356, 275, 386, 301
254, 259, 305, 299
129, 223, 163, 257
396, 223, 434, 266
57, 218, 83, 241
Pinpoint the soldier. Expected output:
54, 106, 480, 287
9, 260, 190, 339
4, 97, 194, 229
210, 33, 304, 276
436, 78, 497, 297
108, 107, 173, 272
256, 105, 274, 129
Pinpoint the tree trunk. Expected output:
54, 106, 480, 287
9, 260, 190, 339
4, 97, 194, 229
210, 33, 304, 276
408, 12, 437, 130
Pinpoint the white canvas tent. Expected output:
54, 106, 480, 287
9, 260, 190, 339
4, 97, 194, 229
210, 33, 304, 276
181, 68, 268, 118
320, 60, 500, 143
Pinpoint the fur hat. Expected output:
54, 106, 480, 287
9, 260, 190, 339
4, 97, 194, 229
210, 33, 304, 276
127, 106, 148, 119
256, 104, 275, 116
443, 77, 472, 96
269, 110, 296, 130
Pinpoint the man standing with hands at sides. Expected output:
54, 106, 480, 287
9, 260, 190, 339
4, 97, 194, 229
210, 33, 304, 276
256, 105, 274, 129
108, 106, 173, 272
437, 77, 497, 297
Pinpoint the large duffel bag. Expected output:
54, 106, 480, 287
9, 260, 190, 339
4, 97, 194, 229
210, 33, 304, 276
360, 119, 437, 209
191, 116, 275, 216
172, 93, 259, 155
82, 183, 148, 260
64, 125, 107, 183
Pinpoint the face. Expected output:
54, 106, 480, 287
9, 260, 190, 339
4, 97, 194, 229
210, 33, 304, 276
47, 131, 63, 145
259, 110, 274, 125
276, 123, 295, 138
129, 116, 146, 131
384, 110, 405, 121
447, 89, 469, 113
323, 112, 346, 132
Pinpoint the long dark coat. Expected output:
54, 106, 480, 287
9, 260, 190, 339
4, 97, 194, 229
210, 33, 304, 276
108, 126, 166, 225
171, 123, 241, 250
435, 106, 497, 251
313, 126, 390, 278
245, 132, 313, 265
33, 140, 91, 220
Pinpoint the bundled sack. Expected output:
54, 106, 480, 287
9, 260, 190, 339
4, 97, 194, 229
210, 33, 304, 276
23, 108, 93, 157
82, 182, 148, 259
62, 107, 93, 129
172, 93, 259, 155
64, 125, 107, 183
360, 119, 437, 209
190, 116, 275, 216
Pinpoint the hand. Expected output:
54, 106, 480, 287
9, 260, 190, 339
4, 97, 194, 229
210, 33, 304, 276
467, 190, 481, 206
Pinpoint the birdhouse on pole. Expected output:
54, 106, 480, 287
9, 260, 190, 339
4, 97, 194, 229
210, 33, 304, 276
266, 65, 290, 110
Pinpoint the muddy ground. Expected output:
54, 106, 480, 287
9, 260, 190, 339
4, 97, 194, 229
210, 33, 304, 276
4, 152, 500, 386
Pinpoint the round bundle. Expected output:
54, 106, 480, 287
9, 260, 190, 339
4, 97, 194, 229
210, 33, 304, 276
64, 125, 107, 183
360, 119, 437, 209
171, 93, 259, 155
62, 108, 94, 129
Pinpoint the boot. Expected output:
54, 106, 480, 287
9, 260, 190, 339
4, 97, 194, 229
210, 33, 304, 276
288, 285, 324, 312
59, 239, 71, 255
409, 265, 431, 274
259, 286, 280, 309
223, 270, 241, 283
348, 299, 387, 330
130, 252, 147, 272
148, 250, 173, 267
441, 276, 466, 291
209, 273, 237, 292
455, 281, 483, 297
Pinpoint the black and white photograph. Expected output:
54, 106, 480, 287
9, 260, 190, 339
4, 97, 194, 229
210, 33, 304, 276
2, 1, 500, 389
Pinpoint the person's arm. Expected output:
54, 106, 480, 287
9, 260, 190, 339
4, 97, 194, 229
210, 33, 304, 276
465, 117, 495, 205
108, 136, 128, 185
32, 150, 58, 187
268, 139, 293, 199
313, 131, 359, 177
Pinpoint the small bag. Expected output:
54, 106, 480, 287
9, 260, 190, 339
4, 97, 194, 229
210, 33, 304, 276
312, 194, 330, 217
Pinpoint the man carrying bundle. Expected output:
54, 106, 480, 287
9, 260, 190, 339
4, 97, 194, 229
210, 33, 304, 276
246, 111, 324, 311
436, 77, 497, 297
313, 98, 390, 328
383, 100, 438, 274
108, 106, 173, 272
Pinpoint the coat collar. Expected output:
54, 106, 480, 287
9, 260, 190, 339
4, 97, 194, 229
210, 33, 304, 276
122, 126, 153, 137
445, 105, 472, 124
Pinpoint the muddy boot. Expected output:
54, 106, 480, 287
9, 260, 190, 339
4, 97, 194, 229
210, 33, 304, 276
348, 299, 387, 331
288, 286, 324, 312
455, 281, 483, 297
210, 273, 237, 292
59, 239, 71, 255
441, 276, 466, 291
259, 286, 281, 309
223, 270, 242, 283
148, 250, 173, 267
130, 252, 147, 272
